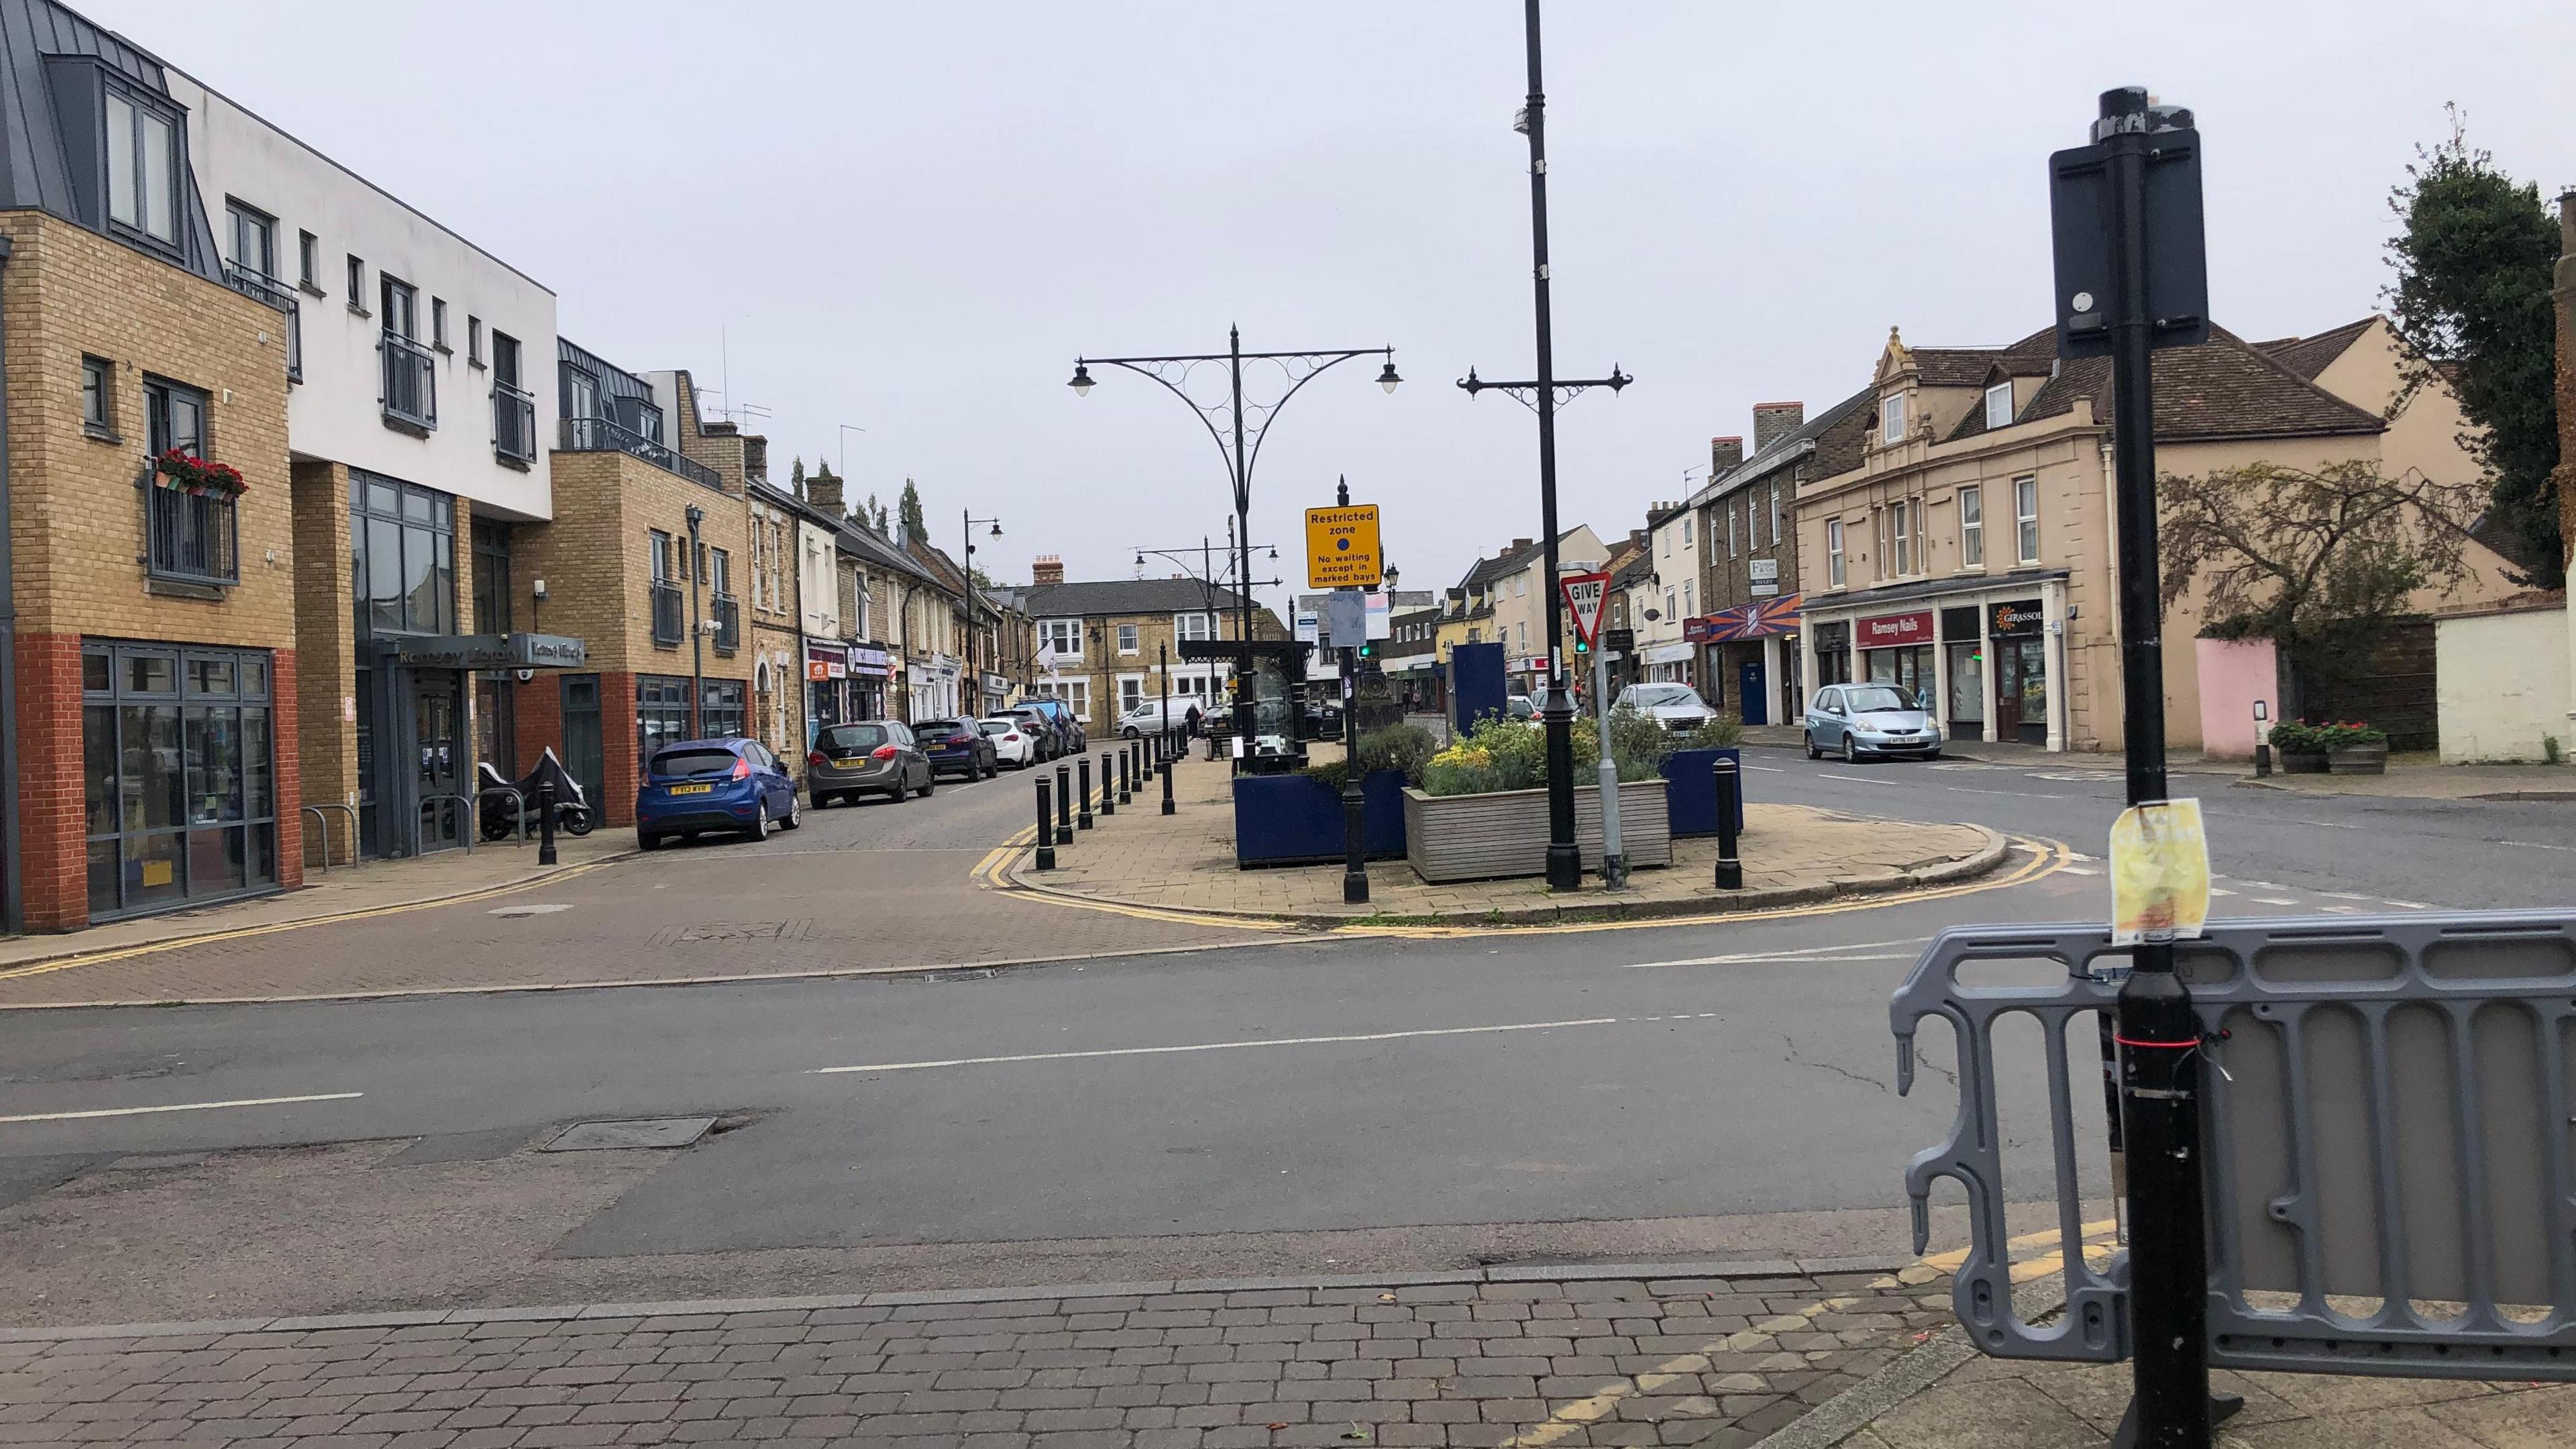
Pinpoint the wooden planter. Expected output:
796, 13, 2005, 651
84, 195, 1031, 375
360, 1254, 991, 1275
2279, 750, 2329, 775
1401, 780, 1670, 883
2328, 744, 2387, 775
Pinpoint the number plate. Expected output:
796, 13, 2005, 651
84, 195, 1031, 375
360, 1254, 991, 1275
667, 783, 714, 796
834, 758, 865, 769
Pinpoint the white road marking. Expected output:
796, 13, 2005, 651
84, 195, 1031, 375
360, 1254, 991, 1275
1624, 936, 1931, 970
1741, 764, 1786, 773
2319, 905, 2361, 914
0, 1091, 363, 1124
2252, 898, 2300, 907
2208, 888, 2237, 897
2063, 867, 2102, 877
1945, 786, 2049, 798
2236, 879, 2283, 890
1816, 772, 1900, 786
2067, 852, 2098, 862
2501, 840, 2576, 853
490, 904, 572, 917
2316, 891, 2371, 901
2383, 900, 2430, 910
812, 1016, 1666, 1074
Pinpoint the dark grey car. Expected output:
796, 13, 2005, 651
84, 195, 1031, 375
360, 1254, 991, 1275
806, 720, 934, 806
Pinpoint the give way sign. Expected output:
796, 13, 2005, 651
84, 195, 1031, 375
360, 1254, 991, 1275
1560, 571, 1611, 649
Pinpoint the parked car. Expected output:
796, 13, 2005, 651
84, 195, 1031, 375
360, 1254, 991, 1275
637, 737, 800, 849
1505, 693, 1537, 723
1803, 683, 1943, 761
979, 715, 1040, 768
1020, 697, 1087, 753
1002, 704, 1063, 759
916, 718, 1000, 780
1116, 698, 1192, 738
1302, 699, 1344, 742
1615, 682, 1717, 733
806, 720, 934, 806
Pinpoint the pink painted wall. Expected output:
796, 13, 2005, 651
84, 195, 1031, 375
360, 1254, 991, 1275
2196, 638, 2279, 759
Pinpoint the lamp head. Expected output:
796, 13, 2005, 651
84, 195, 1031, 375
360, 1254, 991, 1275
1067, 362, 1094, 397
1378, 358, 1402, 394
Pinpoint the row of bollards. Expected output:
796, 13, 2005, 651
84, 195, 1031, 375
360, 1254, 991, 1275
1032, 731, 1180, 871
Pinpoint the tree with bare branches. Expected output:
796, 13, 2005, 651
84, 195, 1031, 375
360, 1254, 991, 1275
2158, 460, 2485, 709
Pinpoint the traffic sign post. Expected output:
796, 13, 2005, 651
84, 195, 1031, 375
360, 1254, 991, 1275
1559, 570, 1619, 887
1559, 571, 1609, 651
1305, 502, 1383, 590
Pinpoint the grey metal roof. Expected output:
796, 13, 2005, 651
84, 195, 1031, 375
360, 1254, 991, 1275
0, 0, 223, 282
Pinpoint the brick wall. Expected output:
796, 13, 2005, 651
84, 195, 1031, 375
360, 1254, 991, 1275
4, 212, 298, 930
288, 460, 354, 863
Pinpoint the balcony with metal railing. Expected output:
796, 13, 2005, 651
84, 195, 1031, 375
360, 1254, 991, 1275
557, 414, 722, 490
712, 594, 741, 653
223, 264, 300, 383
380, 331, 437, 433
650, 582, 685, 646
492, 380, 538, 466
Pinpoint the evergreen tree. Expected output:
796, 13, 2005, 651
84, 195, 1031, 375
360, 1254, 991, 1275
898, 478, 928, 542
2385, 109, 2563, 583
790, 457, 806, 494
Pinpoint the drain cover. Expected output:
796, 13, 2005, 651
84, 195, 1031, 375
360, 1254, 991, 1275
542, 1116, 715, 1151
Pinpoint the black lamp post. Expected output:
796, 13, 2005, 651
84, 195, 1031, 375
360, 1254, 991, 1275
1071, 329, 1399, 760
684, 502, 706, 737
1457, 0, 1634, 892
962, 509, 1002, 714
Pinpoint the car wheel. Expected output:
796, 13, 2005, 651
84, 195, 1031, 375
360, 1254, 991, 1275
1123, 726, 1139, 739
1841, 733, 1860, 764
886, 784, 905, 804
920, 774, 936, 797
743, 806, 773, 843
637, 830, 661, 851
1803, 731, 1822, 761
779, 795, 802, 830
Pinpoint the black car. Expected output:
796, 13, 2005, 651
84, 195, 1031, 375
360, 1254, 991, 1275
1005, 705, 1064, 759
914, 718, 1000, 780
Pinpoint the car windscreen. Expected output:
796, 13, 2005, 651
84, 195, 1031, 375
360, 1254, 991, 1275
651, 747, 741, 778
816, 724, 891, 753
1627, 684, 1697, 707
1845, 686, 1915, 712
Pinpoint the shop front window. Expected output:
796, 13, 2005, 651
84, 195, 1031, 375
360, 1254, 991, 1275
700, 678, 748, 739
83, 641, 276, 920
638, 675, 694, 757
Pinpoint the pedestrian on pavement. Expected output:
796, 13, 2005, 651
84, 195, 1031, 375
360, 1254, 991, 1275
1185, 702, 1203, 739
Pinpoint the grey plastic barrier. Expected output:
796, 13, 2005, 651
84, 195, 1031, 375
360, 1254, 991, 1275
1891, 912, 2576, 1380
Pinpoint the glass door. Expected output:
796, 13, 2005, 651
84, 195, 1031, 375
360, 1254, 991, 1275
413, 674, 462, 852
561, 674, 604, 810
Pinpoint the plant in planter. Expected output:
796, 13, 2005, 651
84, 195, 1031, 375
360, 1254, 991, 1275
2314, 720, 2389, 774
151, 449, 248, 500
1405, 716, 1670, 882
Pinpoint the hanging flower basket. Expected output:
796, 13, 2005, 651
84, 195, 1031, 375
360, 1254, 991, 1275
150, 449, 248, 500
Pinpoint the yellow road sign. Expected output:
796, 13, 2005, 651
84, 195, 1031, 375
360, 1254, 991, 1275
1305, 504, 1382, 589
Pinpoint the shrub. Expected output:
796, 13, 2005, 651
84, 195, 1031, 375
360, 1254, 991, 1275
1304, 722, 1440, 792
1673, 714, 1745, 750
2269, 720, 2386, 752
1421, 714, 1625, 796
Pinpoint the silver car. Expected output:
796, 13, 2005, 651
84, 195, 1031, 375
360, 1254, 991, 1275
1803, 683, 1944, 761
1614, 682, 1716, 734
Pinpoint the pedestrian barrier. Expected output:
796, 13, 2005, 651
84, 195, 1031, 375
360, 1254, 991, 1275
1891, 912, 2576, 1379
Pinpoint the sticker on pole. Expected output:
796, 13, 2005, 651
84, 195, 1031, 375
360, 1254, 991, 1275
2108, 799, 2210, 945
1560, 571, 1610, 649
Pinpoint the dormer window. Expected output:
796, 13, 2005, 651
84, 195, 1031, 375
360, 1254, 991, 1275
1984, 381, 2013, 431
105, 87, 180, 246
1880, 392, 1907, 445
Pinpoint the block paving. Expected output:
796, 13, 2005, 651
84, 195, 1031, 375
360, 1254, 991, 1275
0, 1267, 1958, 1449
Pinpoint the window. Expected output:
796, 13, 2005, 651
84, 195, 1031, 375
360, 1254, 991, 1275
1120, 676, 1144, 714
493, 332, 521, 388
1662, 530, 1672, 556
637, 676, 693, 757
381, 275, 417, 338
1682, 517, 1693, 547
1984, 381, 2013, 431
347, 474, 455, 639
297, 231, 318, 289
347, 255, 365, 309
104, 88, 178, 245
1116, 623, 1139, 655
2015, 476, 2040, 563
1682, 581, 1695, 616
1727, 505, 1738, 559
1041, 618, 1081, 657
81, 355, 113, 436
648, 529, 682, 645
431, 297, 449, 352
1769, 482, 1782, 546
467, 317, 484, 367
1827, 518, 1846, 588
700, 678, 747, 739
1960, 485, 1984, 566
144, 376, 233, 584
81, 641, 278, 920
1664, 588, 1676, 621
225, 201, 274, 278
378, 275, 433, 430
1034, 676, 1090, 722
1175, 612, 1215, 642
471, 519, 513, 635
1890, 500, 1912, 576
1880, 392, 1906, 444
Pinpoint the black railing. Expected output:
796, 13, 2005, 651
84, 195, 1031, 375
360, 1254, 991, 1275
493, 380, 537, 465
147, 483, 237, 584
650, 582, 684, 645
712, 594, 741, 653
381, 331, 437, 431
557, 414, 722, 490
223, 264, 300, 382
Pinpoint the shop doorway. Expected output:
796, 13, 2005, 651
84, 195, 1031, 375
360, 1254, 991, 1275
1994, 637, 2049, 745
1737, 659, 1767, 725
412, 674, 465, 853
561, 674, 605, 812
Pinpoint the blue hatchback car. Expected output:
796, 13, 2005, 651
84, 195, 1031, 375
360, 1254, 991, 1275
636, 737, 801, 850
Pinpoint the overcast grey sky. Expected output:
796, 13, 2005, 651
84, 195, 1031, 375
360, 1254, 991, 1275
93, 1, 2576, 614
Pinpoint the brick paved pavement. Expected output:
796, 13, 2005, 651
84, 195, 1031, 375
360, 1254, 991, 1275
0, 1266, 1957, 1448
1016, 755, 2006, 926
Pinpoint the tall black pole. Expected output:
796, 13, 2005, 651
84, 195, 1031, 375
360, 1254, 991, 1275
1520, 0, 1579, 890
961, 508, 975, 716
686, 504, 706, 737
2100, 86, 2209, 1449
1230, 326, 1258, 763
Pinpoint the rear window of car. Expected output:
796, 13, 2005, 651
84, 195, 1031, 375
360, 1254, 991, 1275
979, 719, 1017, 735
817, 724, 890, 753
651, 747, 741, 778
917, 719, 966, 735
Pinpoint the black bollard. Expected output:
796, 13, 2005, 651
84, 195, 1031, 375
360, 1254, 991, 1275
1034, 776, 1057, 870
1713, 755, 1742, 890
1118, 747, 1132, 804
1077, 757, 1093, 828
1161, 751, 1176, 815
1099, 753, 1116, 816
1056, 763, 1074, 843
1340, 764, 1368, 905
538, 777, 558, 866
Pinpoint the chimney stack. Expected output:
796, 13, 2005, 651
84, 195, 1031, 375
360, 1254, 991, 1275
1032, 554, 1065, 586
1711, 436, 1745, 474
806, 464, 845, 515
1752, 401, 1806, 451
1513, 537, 1534, 551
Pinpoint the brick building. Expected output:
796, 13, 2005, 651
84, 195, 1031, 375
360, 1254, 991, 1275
1019, 558, 1283, 731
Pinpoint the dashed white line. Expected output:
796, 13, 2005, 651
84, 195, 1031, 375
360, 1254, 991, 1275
2063, 867, 2102, 877
2501, 840, 2576, 853
2383, 900, 2430, 910
2208, 888, 2237, 897
2317, 892, 2372, 902
0, 1091, 364, 1124
2252, 898, 2300, 907
810, 1016, 1653, 1074
2319, 905, 2361, 914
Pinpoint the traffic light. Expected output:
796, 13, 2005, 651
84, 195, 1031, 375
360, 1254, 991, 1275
1572, 633, 1589, 654
1357, 639, 1373, 659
